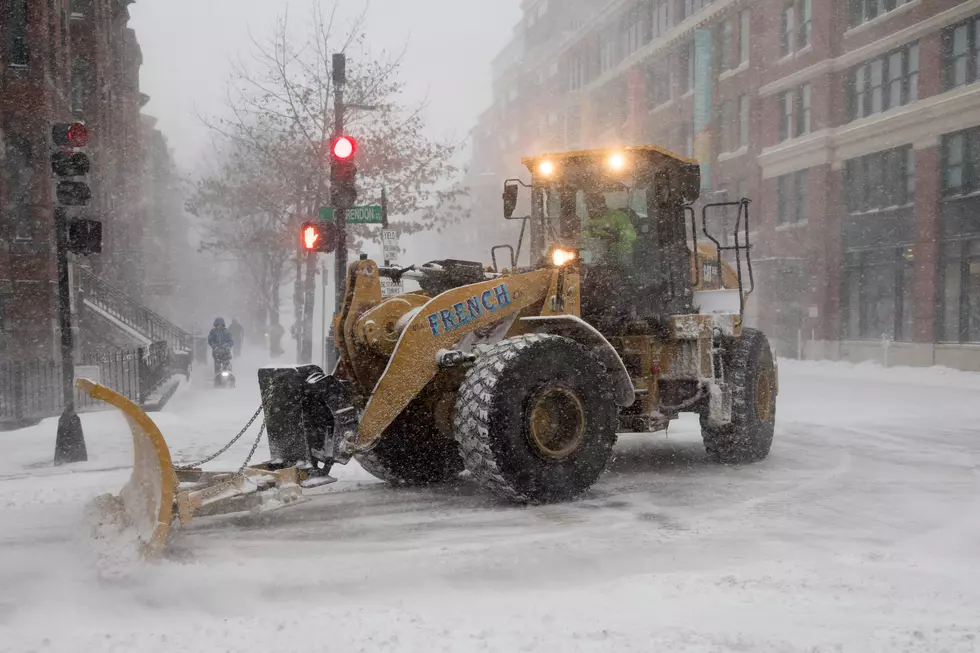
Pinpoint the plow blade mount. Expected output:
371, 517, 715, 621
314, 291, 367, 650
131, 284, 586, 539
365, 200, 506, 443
258, 365, 358, 468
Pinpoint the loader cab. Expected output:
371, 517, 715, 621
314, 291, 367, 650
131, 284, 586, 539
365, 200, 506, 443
504, 147, 703, 332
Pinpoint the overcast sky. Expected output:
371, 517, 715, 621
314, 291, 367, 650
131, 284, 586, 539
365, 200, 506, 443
129, 0, 520, 171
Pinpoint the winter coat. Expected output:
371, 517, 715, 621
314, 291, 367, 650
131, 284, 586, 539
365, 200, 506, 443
208, 327, 234, 351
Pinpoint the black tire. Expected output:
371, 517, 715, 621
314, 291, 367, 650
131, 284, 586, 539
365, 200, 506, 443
355, 401, 464, 485
701, 328, 776, 464
454, 334, 619, 503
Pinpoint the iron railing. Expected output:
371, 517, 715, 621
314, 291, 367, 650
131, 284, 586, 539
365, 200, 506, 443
0, 343, 172, 425
77, 267, 192, 353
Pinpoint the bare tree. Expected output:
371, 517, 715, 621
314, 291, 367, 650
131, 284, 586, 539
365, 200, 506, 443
194, 1, 467, 361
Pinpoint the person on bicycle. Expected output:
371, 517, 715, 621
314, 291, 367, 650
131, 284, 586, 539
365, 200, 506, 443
208, 317, 235, 374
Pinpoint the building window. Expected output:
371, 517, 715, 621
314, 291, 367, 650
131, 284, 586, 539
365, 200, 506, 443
600, 28, 618, 74
648, 59, 671, 106
738, 10, 751, 65
72, 64, 86, 116
778, 85, 809, 141
942, 128, 980, 196
683, 0, 711, 20
849, 42, 919, 120
651, 0, 670, 40
680, 41, 695, 94
567, 106, 582, 148
940, 240, 980, 343
9, 0, 30, 66
739, 94, 749, 148
625, 9, 645, 58
781, 4, 795, 56
777, 169, 807, 225
719, 19, 733, 72
845, 146, 915, 213
569, 55, 585, 91
797, 83, 811, 136
720, 100, 734, 153
798, 0, 812, 48
781, 0, 812, 56
680, 122, 693, 157
850, 0, 914, 28
844, 248, 915, 341
4, 134, 35, 241
942, 17, 980, 90
779, 90, 794, 141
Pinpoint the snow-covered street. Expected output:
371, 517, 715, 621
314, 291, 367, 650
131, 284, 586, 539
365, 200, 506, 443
2, 353, 980, 652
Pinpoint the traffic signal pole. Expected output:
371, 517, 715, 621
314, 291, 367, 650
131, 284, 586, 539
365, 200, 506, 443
333, 53, 348, 319
50, 122, 96, 465
53, 206, 86, 464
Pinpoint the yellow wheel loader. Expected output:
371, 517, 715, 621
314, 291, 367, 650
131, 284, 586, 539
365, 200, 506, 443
81, 145, 777, 557
257, 145, 777, 500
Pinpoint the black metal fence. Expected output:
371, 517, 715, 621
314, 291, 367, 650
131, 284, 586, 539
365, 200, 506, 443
0, 342, 172, 425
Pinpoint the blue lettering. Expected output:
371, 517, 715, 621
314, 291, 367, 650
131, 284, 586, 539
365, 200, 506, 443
427, 313, 441, 337
494, 284, 512, 307
453, 302, 470, 327
481, 290, 497, 312
466, 297, 483, 321
440, 309, 456, 333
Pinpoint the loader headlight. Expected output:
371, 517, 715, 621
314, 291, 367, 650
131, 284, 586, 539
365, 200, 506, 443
608, 152, 626, 171
538, 160, 555, 177
552, 248, 576, 266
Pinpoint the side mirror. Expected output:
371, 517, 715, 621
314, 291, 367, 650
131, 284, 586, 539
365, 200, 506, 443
502, 183, 519, 219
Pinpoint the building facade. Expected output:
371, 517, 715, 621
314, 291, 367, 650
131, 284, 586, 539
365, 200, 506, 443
470, 0, 980, 370
1, 0, 185, 360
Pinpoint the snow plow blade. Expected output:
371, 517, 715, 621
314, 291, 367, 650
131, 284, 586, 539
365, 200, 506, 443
78, 379, 324, 559
77, 378, 176, 559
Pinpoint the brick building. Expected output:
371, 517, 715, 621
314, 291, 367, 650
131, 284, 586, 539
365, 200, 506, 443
1, 0, 186, 360
469, 0, 980, 370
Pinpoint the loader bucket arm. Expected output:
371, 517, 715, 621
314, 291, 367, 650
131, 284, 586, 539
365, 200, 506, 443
354, 268, 556, 450
77, 379, 176, 558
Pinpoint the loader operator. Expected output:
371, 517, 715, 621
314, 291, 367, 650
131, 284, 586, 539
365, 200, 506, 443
208, 317, 235, 375
579, 191, 638, 334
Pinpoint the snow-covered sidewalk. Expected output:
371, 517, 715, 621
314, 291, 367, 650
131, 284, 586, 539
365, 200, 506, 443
2, 354, 979, 652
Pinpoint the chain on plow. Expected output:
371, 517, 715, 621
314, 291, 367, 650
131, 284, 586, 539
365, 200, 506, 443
174, 404, 265, 472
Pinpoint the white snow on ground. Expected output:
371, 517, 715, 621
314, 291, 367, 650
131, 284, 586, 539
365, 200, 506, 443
2, 350, 980, 652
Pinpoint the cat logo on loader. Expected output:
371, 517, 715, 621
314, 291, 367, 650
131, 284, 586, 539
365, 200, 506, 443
82, 145, 777, 557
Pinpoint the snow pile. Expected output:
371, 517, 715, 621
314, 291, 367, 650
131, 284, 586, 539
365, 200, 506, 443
778, 357, 980, 390
80, 493, 145, 581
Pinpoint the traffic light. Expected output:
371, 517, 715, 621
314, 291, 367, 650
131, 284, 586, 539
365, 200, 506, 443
330, 135, 358, 210
51, 122, 92, 207
300, 221, 337, 253
51, 121, 101, 255
68, 218, 102, 255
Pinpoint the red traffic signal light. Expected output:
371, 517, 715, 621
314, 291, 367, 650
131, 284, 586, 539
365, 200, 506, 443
300, 221, 337, 253
52, 122, 89, 148
303, 224, 321, 250
332, 136, 356, 160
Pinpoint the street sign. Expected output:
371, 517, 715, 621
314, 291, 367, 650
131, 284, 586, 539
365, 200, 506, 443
381, 229, 401, 297
319, 205, 382, 224
382, 229, 399, 263
381, 277, 403, 297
